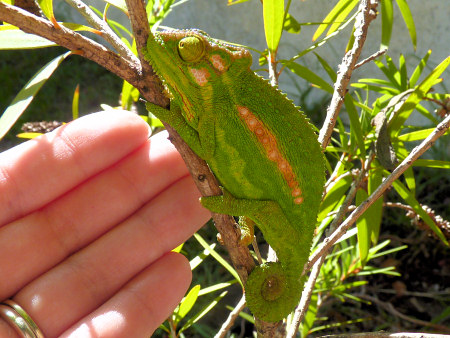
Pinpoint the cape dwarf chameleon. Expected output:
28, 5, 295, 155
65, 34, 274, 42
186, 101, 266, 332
143, 29, 326, 322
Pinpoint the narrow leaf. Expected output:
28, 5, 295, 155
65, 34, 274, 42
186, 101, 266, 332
72, 84, 79, 120
174, 285, 200, 323
410, 50, 431, 87
283, 61, 334, 93
356, 188, 370, 264
0, 52, 70, 140
389, 56, 450, 136
0, 30, 57, 49
380, 0, 393, 49
313, 0, 353, 41
263, 0, 284, 52
395, 0, 417, 50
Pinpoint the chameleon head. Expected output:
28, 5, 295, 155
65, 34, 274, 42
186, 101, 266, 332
145, 29, 253, 121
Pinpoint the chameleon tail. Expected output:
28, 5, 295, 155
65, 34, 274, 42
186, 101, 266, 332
245, 261, 304, 322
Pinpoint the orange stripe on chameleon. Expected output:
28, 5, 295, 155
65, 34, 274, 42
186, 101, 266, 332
236, 106, 303, 205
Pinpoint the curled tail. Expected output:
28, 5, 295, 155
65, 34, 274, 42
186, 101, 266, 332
245, 261, 304, 322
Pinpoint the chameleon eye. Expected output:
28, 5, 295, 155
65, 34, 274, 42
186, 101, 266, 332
178, 36, 205, 62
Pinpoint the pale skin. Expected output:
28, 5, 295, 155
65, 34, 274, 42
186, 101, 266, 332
0, 111, 210, 337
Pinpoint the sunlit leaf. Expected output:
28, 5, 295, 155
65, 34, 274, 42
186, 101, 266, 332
389, 56, 450, 136
412, 159, 450, 169
0, 30, 57, 49
283, 61, 334, 93
174, 285, 200, 323
72, 84, 79, 120
380, 0, 393, 49
0, 52, 70, 140
283, 13, 301, 34
263, 0, 284, 53
395, 0, 417, 50
313, 0, 356, 41
178, 291, 227, 333
409, 50, 431, 87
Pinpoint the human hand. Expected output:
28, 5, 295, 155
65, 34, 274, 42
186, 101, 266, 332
0, 111, 210, 337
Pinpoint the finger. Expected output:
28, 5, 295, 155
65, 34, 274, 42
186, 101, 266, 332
0, 110, 150, 226
61, 252, 191, 338
14, 176, 209, 337
0, 131, 191, 299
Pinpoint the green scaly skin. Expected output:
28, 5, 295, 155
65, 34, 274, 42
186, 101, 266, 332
143, 29, 325, 322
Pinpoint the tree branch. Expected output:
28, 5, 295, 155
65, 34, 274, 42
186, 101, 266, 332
0, 2, 167, 107
318, 0, 378, 149
64, 0, 138, 64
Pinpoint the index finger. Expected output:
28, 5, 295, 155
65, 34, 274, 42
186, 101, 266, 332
0, 111, 150, 226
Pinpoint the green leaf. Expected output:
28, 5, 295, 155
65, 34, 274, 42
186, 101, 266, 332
104, 0, 128, 13
300, 294, 318, 337
0, 52, 70, 140
37, 0, 56, 25
263, 0, 284, 53
356, 188, 370, 264
389, 56, 450, 136
344, 94, 365, 157
314, 52, 337, 82
409, 50, 431, 87
381, 0, 393, 49
189, 242, 216, 270
283, 61, 334, 93
399, 54, 408, 89
174, 285, 200, 324
179, 291, 227, 333
395, 0, 417, 50
318, 174, 353, 222
327, 0, 358, 36
313, 0, 355, 41
0, 30, 57, 49
194, 233, 241, 284
391, 178, 448, 245
283, 13, 301, 34
412, 159, 450, 169
72, 84, 79, 120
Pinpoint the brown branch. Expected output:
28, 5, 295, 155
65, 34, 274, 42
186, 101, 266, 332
64, 0, 138, 63
0, 2, 167, 107
287, 255, 326, 338
354, 47, 388, 69
215, 295, 247, 338
357, 294, 450, 333
318, 0, 378, 149
125, 0, 154, 79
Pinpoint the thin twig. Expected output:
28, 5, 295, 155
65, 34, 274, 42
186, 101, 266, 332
215, 295, 247, 338
357, 294, 450, 333
124, 0, 154, 79
318, 0, 378, 149
289, 156, 370, 336
354, 48, 388, 69
64, 0, 139, 64
287, 255, 325, 338
308, 113, 450, 270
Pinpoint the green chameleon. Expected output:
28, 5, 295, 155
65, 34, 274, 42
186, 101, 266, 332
144, 29, 326, 322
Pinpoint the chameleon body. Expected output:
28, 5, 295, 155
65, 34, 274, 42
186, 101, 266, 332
144, 29, 325, 322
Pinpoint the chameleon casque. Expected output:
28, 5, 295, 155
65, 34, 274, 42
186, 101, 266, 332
144, 29, 326, 322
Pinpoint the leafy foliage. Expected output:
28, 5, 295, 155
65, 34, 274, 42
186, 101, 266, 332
0, 0, 448, 336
